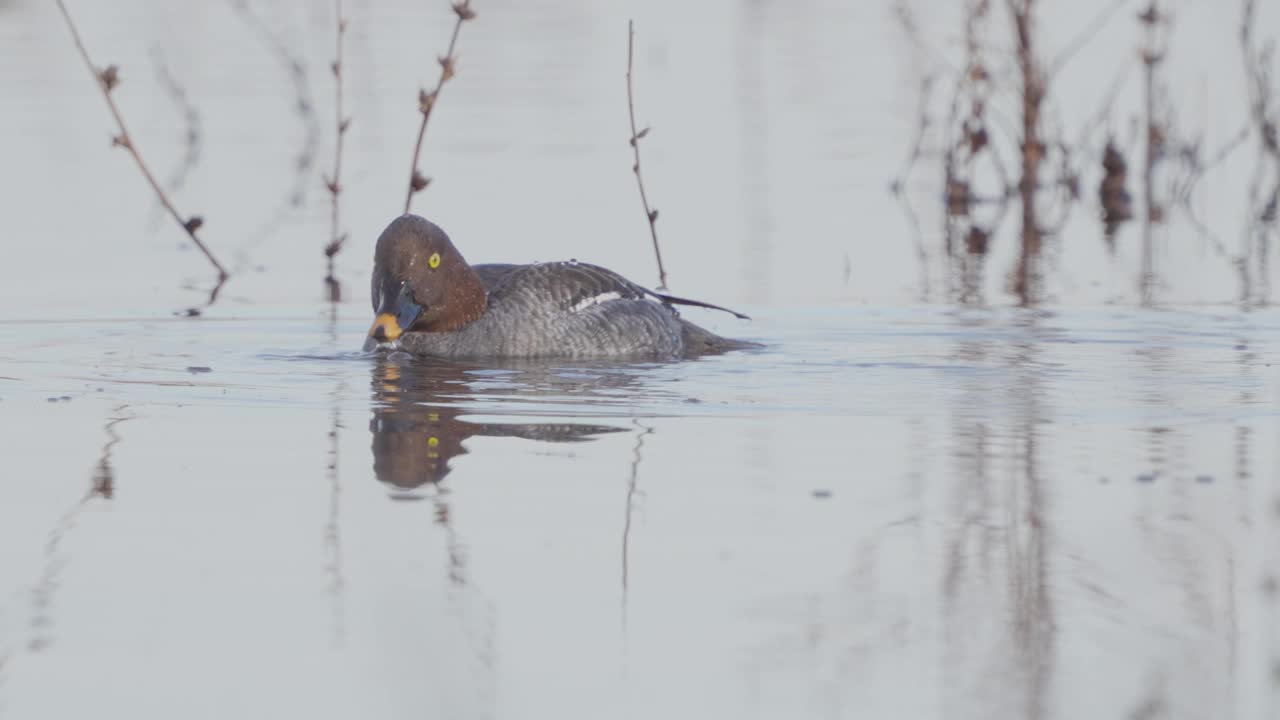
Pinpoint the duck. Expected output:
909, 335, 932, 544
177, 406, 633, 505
363, 214, 754, 359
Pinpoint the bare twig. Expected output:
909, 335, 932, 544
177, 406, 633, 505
1241, 1, 1278, 156
1138, 0, 1169, 304
890, 75, 938, 195
626, 21, 669, 290
1172, 124, 1249, 206
54, 0, 229, 291
1008, 0, 1047, 305
225, 0, 321, 276
894, 0, 961, 76
1086, 61, 1136, 141
1041, 136, 1081, 235
404, 1, 476, 214
228, 0, 320, 211
1182, 182, 1251, 304
1050, 0, 1134, 77
896, 192, 934, 301
935, 0, 1013, 302
890, 75, 939, 300
1241, 0, 1279, 304
150, 48, 202, 207
324, 0, 351, 302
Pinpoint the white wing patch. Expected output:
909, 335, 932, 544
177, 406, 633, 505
570, 291, 623, 312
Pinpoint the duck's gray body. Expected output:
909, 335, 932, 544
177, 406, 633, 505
391, 261, 743, 360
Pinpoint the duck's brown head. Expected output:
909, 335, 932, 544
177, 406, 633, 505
367, 215, 488, 344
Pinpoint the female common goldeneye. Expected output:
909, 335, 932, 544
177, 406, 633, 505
364, 214, 752, 359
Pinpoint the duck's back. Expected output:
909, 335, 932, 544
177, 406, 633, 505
396, 261, 739, 359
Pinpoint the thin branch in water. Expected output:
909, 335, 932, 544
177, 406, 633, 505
1182, 186, 1250, 301
939, 0, 1017, 297
226, 0, 321, 273
1241, 0, 1279, 305
896, 191, 934, 302
1050, 0, 1135, 77
1172, 123, 1250, 206
889, 74, 938, 300
404, 1, 476, 214
1041, 138, 1082, 235
54, 0, 229, 293
228, 0, 320, 210
889, 74, 938, 195
324, 0, 351, 302
1074, 54, 1135, 159
150, 48, 202, 215
893, 0, 962, 76
1138, 0, 1170, 304
626, 21, 669, 290
1007, 0, 1048, 306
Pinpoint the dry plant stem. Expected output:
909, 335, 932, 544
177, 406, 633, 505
1050, 0, 1134, 77
1241, 0, 1278, 303
1139, 1, 1164, 304
151, 50, 202, 201
1078, 59, 1135, 149
1009, 0, 1045, 305
1179, 125, 1250, 200
942, 0, 1015, 288
404, 1, 475, 215
325, 0, 350, 301
891, 76, 938, 300
626, 21, 669, 291
229, 0, 319, 210
54, 0, 229, 284
1241, 0, 1278, 164
894, 1, 960, 77
892, 75, 937, 194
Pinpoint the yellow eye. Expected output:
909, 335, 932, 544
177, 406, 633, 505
428, 252, 442, 269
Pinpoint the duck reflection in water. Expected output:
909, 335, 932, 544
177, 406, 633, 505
369, 355, 629, 498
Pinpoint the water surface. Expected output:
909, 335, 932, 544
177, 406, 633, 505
2, 305, 1277, 718
2, 0, 1280, 718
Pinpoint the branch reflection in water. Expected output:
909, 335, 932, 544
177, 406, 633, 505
29, 404, 133, 653
365, 354, 636, 714
323, 317, 347, 647
941, 311, 1053, 719
621, 419, 653, 617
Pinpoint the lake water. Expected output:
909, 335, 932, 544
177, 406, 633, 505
2, 0, 1279, 718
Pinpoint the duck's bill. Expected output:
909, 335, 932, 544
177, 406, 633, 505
368, 313, 404, 343
364, 313, 408, 352
367, 283, 424, 349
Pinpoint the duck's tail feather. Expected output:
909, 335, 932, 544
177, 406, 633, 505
649, 291, 750, 320
678, 319, 763, 356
